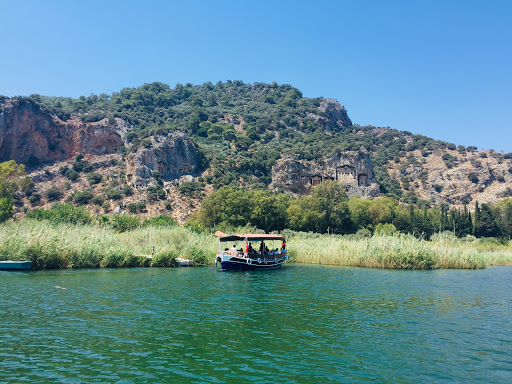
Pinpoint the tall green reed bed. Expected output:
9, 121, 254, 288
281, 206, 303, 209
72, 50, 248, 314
0, 219, 217, 269
1, 219, 511, 270
287, 233, 512, 269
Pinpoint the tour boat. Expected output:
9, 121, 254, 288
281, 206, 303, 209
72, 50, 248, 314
214, 232, 289, 271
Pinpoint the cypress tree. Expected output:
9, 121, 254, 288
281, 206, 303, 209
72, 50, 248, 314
466, 210, 473, 236
449, 209, 458, 236
460, 205, 472, 237
475, 203, 500, 238
440, 202, 450, 231
474, 202, 480, 236
421, 206, 434, 239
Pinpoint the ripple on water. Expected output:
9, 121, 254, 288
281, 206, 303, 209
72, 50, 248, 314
1, 265, 512, 383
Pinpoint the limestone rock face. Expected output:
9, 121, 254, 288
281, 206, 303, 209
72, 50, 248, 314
308, 98, 352, 132
389, 149, 512, 207
271, 151, 380, 198
125, 131, 201, 187
0, 98, 124, 164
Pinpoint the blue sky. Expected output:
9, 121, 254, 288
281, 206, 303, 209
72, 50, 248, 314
1, 0, 510, 151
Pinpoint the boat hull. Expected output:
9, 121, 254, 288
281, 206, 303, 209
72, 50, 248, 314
0, 261, 32, 271
220, 259, 284, 271
215, 252, 288, 271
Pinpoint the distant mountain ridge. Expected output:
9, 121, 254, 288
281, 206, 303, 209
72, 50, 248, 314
1, 81, 511, 222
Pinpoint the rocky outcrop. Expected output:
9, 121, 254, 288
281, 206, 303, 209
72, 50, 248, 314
307, 98, 352, 132
125, 131, 201, 187
271, 151, 380, 198
390, 149, 512, 207
0, 98, 124, 165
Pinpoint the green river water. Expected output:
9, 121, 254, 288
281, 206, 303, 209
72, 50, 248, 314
1, 264, 511, 383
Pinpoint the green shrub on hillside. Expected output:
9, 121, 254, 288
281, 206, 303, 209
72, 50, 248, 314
91, 195, 105, 205
142, 215, 177, 227
122, 185, 133, 196
147, 186, 166, 201
29, 193, 41, 206
102, 214, 140, 232
26, 204, 92, 225
45, 187, 63, 202
0, 197, 13, 223
87, 172, 102, 185
104, 187, 122, 200
178, 181, 205, 197
73, 190, 94, 205
469, 173, 479, 184
65, 168, 79, 181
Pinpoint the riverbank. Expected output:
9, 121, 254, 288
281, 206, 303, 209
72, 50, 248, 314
1, 219, 511, 270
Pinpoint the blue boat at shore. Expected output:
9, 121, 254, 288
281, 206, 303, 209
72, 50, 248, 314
214, 232, 289, 271
0, 261, 33, 271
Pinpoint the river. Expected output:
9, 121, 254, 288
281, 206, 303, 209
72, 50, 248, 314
1, 265, 511, 383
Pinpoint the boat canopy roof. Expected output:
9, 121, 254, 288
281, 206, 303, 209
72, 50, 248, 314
215, 231, 285, 242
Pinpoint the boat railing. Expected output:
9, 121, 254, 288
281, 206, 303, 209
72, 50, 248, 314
218, 250, 241, 257
245, 250, 286, 259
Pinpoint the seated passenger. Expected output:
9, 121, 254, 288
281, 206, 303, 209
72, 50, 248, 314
231, 244, 237, 252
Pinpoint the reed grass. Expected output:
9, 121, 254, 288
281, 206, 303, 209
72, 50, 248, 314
287, 232, 512, 269
0, 219, 217, 269
1, 219, 511, 270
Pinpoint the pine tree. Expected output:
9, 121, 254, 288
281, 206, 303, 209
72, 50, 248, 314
501, 203, 512, 239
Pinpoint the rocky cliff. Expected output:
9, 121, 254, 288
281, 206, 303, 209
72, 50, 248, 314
0, 98, 124, 165
271, 151, 380, 198
307, 98, 352, 132
125, 132, 202, 187
2, 81, 511, 221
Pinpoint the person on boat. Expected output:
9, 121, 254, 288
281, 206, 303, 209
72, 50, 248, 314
231, 244, 237, 252
281, 240, 286, 251
259, 242, 264, 254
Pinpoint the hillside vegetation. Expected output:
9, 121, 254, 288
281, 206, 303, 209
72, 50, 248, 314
1, 81, 511, 240
5, 81, 510, 201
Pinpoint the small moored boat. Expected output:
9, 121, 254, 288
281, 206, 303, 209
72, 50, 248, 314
214, 232, 289, 271
175, 257, 194, 267
0, 261, 33, 271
